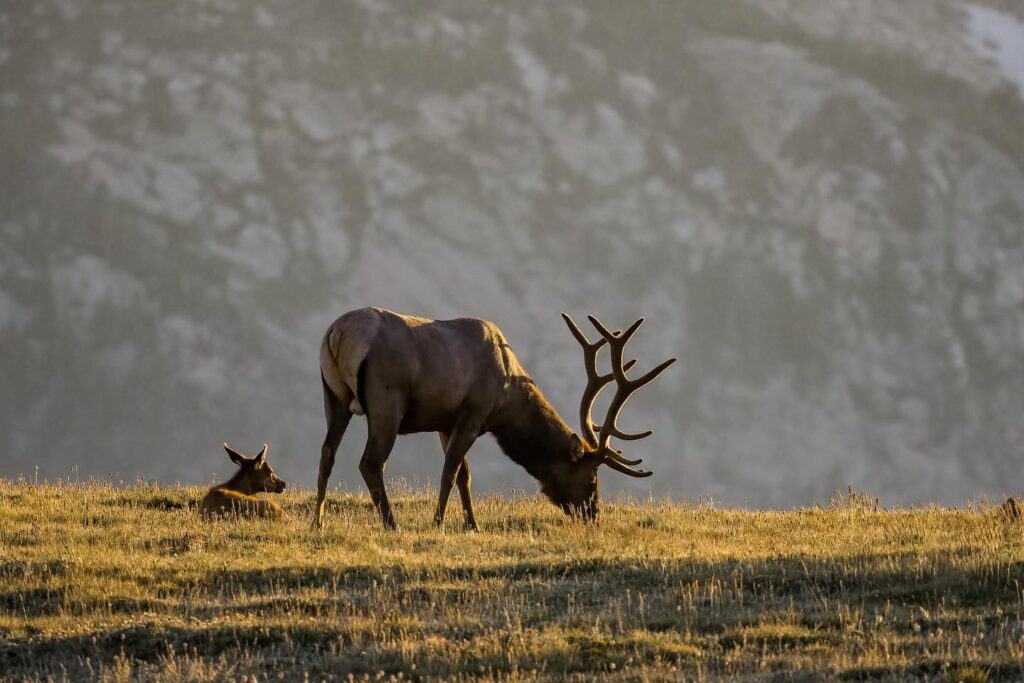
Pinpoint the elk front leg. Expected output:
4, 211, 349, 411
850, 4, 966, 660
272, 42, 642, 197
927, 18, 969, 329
359, 433, 399, 530
439, 433, 478, 531
455, 457, 478, 531
434, 427, 477, 529
360, 401, 402, 530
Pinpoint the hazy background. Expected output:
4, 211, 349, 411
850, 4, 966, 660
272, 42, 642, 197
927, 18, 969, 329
2, 0, 1024, 507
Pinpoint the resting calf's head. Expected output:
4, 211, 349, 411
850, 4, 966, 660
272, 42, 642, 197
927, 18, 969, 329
223, 443, 287, 494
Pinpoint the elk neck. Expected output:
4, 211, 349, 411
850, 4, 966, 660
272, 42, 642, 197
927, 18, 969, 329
489, 378, 575, 482
217, 468, 259, 496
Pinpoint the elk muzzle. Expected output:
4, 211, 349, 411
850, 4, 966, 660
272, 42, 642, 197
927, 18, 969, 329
560, 496, 599, 522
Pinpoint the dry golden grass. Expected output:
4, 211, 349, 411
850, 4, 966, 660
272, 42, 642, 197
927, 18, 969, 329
1, 479, 1022, 681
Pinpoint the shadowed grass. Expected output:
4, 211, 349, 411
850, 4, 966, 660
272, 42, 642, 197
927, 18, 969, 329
1, 480, 1022, 681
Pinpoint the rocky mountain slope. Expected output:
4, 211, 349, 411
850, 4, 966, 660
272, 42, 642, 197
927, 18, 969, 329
2, 0, 1023, 505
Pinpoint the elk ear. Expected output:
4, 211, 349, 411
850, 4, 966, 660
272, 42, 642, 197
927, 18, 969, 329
568, 433, 585, 461
224, 442, 247, 467
255, 443, 268, 466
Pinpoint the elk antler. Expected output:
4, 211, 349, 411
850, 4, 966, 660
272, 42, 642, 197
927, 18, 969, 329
585, 314, 677, 477
561, 314, 636, 448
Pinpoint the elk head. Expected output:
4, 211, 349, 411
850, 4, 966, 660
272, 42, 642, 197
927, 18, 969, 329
553, 313, 676, 520
223, 442, 287, 494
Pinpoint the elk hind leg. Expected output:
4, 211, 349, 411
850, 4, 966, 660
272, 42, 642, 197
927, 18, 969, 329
313, 375, 353, 530
359, 398, 402, 530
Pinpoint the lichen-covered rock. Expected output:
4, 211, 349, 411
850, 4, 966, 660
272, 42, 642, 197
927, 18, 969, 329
2, 0, 1023, 505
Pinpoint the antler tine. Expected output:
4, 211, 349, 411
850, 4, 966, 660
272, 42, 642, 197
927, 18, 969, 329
601, 455, 653, 478
561, 313, 595, 349
619, 317, 646, 345
588, 315, 645, 347
629, 357, 678, 390
591, 424, 654, 442
605, 448, 644, 467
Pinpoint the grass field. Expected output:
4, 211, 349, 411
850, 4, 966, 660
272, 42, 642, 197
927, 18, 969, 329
0, 480, 1022, 681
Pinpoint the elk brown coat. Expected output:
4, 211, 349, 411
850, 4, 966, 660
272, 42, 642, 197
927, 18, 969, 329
313, 307, 675, 530
200, 443, 287, 520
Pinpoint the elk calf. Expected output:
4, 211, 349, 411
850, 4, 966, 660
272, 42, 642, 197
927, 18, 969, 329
200, 443, 287, 520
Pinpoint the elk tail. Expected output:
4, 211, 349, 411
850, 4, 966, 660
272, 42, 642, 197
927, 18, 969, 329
353, 359, 368, 417
326, 326, 365, 415
321, 310, 379, 417
321, 327, 360, 415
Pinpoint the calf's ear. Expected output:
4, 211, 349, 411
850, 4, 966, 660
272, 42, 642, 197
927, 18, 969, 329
255, 443, 268, 466
224, 442, 247, 466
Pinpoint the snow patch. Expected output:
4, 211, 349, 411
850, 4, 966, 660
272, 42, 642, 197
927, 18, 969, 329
965, 4, 1024, 97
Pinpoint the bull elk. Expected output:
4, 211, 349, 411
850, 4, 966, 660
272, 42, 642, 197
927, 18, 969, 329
200, 443, 287, 519
313, 307, 676, 530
